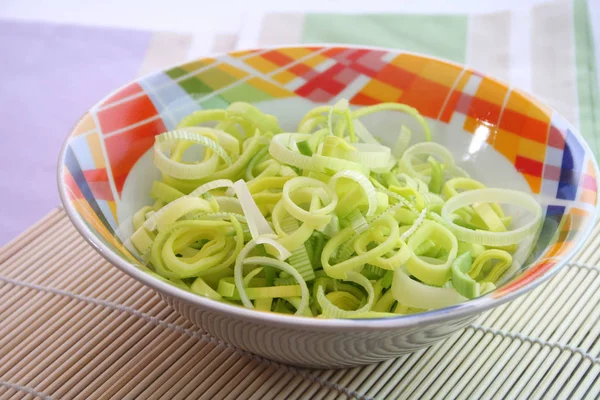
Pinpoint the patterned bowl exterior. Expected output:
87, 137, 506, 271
58, 45, 600, 368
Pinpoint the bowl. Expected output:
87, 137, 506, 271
58, 45, 600, 369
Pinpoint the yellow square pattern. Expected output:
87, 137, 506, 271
522, 173, 542, 193
475, 77, 509, 105
504, 90, 551, 122
273, 70, 297, 84
218, 63, 248, 79
304, 54, 328, 68
454, 71, 472, 92
108, 200, 118, 223
390, 53, 427, 73
422, 63, 463, 88
391, 53, 463, 87
86, 133, 106, 169
230, 49, 257, 58
588, 160, 597, 175
248, 77, 294, 97
245, 56, 280, 74
517, 136, 547, 162
582, 189, 597, 204
463, 116, 479, 133
490, 128, 519, 163
361, 79, 403, 102
73, 113, 96, 136
277, 48, 313, 60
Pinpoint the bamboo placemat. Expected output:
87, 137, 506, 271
1, 209, 600, 400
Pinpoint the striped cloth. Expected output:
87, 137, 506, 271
237, 0, 600, 160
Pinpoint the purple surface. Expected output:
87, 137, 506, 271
0, 20, 151, 245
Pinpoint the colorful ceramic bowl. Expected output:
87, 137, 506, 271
58, 45, 600, 368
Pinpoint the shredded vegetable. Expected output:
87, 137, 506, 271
129, 100, 543, 319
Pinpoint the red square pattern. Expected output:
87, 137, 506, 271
105, 118, 167, 194
97, 94, 160, 134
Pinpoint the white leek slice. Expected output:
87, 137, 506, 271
400, 207, 428, 242
190, 277, 222, 300
405, 220, 458, 286
234, 240, 306, 314
189, 179, 234, 197
282, 177, 338, 229
154, 129, 233, 180
176, 109, 227, 128
392, 266, 467, 309
212, 196, 243, 214
317, 272, 374, 318
327, 99, 355, 141
269, 133, 369, 175
443, 177, 486, 198
271, 201, 314, 252
441, 188, 542, 246
232, 179, 274, 239
393, 125, 412, 157
347, 209, 369, 234
346, 143, 392, 170
353, 119, 380, 144
398, 142, 455, 183
183, 126, 240, 158
151, 219, 240, 278
322, 215, 399, 279
329, 170, 377, 216
288, 245, 315, 281
132, 205, 153, 231
352, 103, 432, 141
142, 196, 214, 232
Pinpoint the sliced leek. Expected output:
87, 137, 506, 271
130, 100, 543, 319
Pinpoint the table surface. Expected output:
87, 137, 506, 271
1, 208, 600, 399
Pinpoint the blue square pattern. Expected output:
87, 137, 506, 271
139, 71, 180, 91
526, 204, 566, 262
546, 205, 566, 220
65, 146, 114, 235
558, 129, 585, 200
139, 72, 202, 131
70, 134, 96, 171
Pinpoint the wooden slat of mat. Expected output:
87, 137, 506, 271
1, 209, 600, 400
0, 208, 64, 265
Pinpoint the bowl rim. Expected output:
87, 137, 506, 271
57, 43, 600, 332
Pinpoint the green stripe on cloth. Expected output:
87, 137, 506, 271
574, 0, 600, 158
301, 14, 469, 63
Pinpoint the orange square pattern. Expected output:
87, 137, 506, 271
350, 57, 463, 119
244, 48, 312, 75
391, 53, 464, 87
